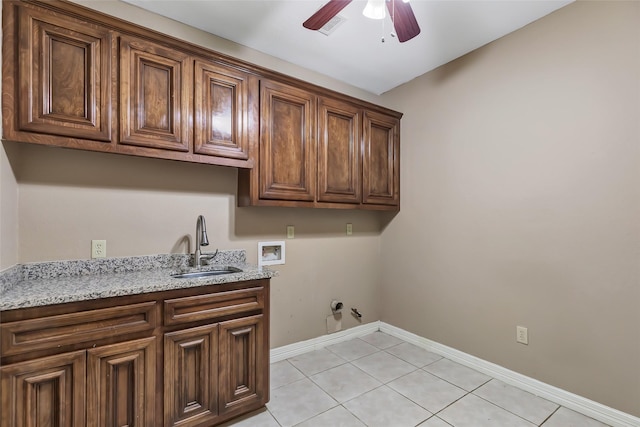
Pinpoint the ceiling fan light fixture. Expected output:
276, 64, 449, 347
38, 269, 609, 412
363, 0, 386, 20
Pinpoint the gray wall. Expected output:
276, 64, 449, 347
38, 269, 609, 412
380, 1, 640, 417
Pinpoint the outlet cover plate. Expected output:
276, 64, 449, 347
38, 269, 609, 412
516, 326, 528, 345
91, 240, 106, 259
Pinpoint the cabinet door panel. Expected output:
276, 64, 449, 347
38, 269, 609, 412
164, 324, 219, 427
318, 97, 361, 203
86, 337, 156, 427
194, 60, 249, 160
17, 6, 112, 141
120, 36, 190, 152
219, 315, 266, 414
260, 80, 316, 201
0, 350, 86, 427
362, 111, 400, 206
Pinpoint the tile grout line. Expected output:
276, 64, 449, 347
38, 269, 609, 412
470, 388, 542, 426
538, 406, 562, 426
269, 330, 618, 427
304, 353, 434, 426
280, 336, 471, 426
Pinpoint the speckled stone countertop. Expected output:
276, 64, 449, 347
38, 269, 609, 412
0, 250, 276, 311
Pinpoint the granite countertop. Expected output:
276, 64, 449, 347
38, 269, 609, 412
0, 250, 276, 311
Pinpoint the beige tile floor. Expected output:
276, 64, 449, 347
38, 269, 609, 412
222, 332, 611, 427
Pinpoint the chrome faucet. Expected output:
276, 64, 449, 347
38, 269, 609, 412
194, 215, 218, 268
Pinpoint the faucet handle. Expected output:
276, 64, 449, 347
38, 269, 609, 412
200, 249, 219, 262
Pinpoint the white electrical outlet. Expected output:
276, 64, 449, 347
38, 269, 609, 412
346, 223, 353, 235
286, 225, 295, 239
516, 326, 528, 345
91, 240, 107, 259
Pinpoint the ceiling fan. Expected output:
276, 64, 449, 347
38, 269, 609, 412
303, 0, 421, 43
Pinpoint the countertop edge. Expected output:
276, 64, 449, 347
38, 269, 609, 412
0, 251, 278, 312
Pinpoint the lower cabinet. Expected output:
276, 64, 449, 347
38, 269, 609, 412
164, 324, 219, 427
219, 315, 266, 415
164, 315, 267, 427
87, 337, 157, 427
0, 279, 270, 427
0, 337, 156, 427
0, 351, 86, 427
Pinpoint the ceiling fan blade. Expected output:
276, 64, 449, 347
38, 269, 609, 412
387, 0, 421, 42
303, 0, 352, 30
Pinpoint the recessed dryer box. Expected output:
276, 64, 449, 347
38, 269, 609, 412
258, 241, 285, 266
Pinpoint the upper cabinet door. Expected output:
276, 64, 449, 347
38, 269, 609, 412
317, 97, 361, 204
119, 36, 191, 152
17, 7, 112, 142
194, 60, 250, 160
259, 80, 316, 201
362, 111, 400, 206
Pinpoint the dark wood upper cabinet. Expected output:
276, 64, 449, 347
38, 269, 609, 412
259, 79, 316, 202
363, 111, 400, 206
239, 90, 400, 210
3, 1, 256, 168
15, 5, 112, 142
194, 60, 250, 160
318, 97, 361, 204
119, 35, 191, 152
2, 0, 401, 208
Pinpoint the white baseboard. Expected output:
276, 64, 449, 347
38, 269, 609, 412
270, 321, 638, 427
270, 321, 381, 363
379, 322, 640, 427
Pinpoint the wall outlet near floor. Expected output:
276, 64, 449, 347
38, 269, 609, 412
286, 225, 295, 239
516, 326, 528, 345
346, 223, 353, 235
91, 240, 107, 259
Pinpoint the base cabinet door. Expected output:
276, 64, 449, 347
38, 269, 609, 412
86, 337, 156, 427
0, 350, 86, 427
218, 315, 266, 415
164, 324, 219, 427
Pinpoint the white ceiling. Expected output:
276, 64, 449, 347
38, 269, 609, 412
122, 0, 573, 95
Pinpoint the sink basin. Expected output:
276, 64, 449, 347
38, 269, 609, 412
171, 267, 241, 279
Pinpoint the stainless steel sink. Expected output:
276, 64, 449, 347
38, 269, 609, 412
171, 267, 241, 279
